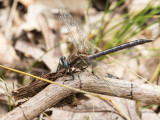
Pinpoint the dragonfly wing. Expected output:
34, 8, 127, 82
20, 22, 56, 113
59, 8, 86, 52
58, 8, 96, 54
88, 60, 121, 96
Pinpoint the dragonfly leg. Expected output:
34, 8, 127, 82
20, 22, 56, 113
63, 67, 74, 84
56, 63, 60, 72
106, 73, 119, 79
80, 65, 88, 71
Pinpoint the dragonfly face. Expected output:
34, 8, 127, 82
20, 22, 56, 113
60, 56, 68, 69
60, 55, 88, 70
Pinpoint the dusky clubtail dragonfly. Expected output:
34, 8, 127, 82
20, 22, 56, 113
56, 9, 152, 96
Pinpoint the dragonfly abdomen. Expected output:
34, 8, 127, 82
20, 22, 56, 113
89, 39, 152, 59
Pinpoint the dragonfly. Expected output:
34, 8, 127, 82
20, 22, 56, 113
56, 9, 152, 96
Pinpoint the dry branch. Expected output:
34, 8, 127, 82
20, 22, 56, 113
1, 71, 160, 120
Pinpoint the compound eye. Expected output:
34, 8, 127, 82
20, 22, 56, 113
60, 56, 66, 61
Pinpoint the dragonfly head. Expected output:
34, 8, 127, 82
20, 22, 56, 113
60, 56, 68, 68
60, 56, 66, 61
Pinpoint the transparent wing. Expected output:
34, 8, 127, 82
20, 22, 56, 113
58, 8, 96, 54
87, 59, 121, 96
59, 9, 121, 96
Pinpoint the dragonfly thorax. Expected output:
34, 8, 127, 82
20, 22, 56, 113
68, 54, 91, 70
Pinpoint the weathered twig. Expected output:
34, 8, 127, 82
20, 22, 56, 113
12, 71, 64, 100
1, 71, 160, 120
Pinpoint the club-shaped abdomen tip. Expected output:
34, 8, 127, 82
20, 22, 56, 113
141, 39, 153, 43
146, 39, 153, 42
